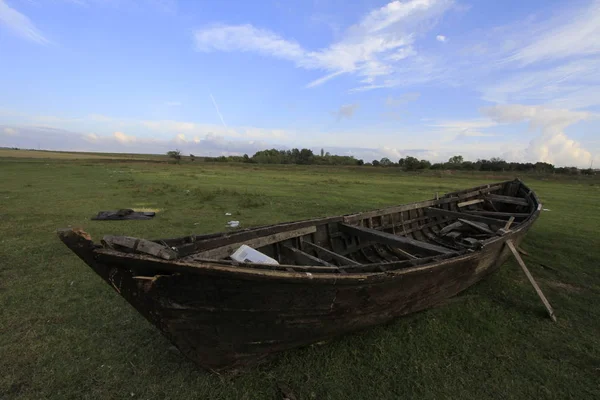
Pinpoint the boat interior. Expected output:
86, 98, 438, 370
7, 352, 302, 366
101, 180, 538, 275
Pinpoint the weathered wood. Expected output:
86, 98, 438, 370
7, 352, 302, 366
464, 210, 530, 218
339, 223, 455, 255
457, 199, 484, 208
425, 207, 507, 227
301, 241, 360, 265
506, 240, 556, 322
282, 245, 335, 267
440, 221, 463, 235
196, 226, 317, 259
56, 179, 542, 372
102, 235, 177, 260
457, 219, 494, 234
486, 194, 528, 206
504, 216, 515, 230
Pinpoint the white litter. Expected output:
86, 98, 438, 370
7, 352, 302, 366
226, 220, 240, 228
543, 208, 551, 211
230, 245, 279, 265
225, 212, 232, 216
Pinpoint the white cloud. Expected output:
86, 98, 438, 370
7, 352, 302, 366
3, 127, 17, 135
481, 104, 595, 167
0, 0, 49, 44
436, 35, 447, 42
333, 104, 360, 120
194, 0, 453, 89
113, 131, 137, 144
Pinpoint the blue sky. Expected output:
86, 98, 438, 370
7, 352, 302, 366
0, 0, 599, 166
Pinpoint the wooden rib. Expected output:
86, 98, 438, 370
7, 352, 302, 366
282, 245, 335, 267
464, 210, 530, 218
196, 226, 317, 259
457, 199, 484, 208
339, 223, 455, 255
301, 241, 360, 265
486, 194, 528, 206
387, 246, 417, 260
457, 218, 494, 234
425, 207, 507, 227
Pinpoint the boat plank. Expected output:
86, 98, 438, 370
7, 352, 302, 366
464, 210, 530, 218
486, 194, 529, 206
457, 219, 494, 234
457, 199, 484, 208
196, 226, 317, 259
301, 241, 360, 265
339, 223, 455, 255
283, 245, 335, 267
425, 207, 507, 227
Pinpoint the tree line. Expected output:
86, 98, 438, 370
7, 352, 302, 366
168, 148, 594, 174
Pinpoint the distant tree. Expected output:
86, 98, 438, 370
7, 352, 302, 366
380, 157, 393, 166
356, 159, 364, 166
320, 148, 324, 157
167, 149, 182, 164
448, 155, 464, 165
402, 156, 421, 171
419, 159, 432, 169
189, 153, 195, 162
372, 159, 381, 166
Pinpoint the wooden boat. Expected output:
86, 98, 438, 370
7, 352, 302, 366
58, 179, 541, 372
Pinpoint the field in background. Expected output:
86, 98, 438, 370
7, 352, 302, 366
1, 151, 599, 399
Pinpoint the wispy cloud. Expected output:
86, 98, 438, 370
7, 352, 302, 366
436, 34, 447, 42
504, 1, 600, 66
194, 0, 454, 89
0, 0, 49, 44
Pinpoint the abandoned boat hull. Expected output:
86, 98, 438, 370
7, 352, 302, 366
58, 179, 541, 371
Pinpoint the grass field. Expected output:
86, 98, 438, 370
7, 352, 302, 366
1, 151, 599, 399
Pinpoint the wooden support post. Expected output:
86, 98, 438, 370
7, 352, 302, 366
506, 240, 556, 322
504, 216, 515, 230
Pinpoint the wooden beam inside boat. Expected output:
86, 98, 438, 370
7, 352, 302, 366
425, 207, 507, 227
464, 210, 530, 218
457, 199, 484, 208
282, 245, 335, 267
457, 219, 494, 234
301, 241, 360, 265
338, 223, 455, 255
196, 226, 317, 259
486, 194, 529, 206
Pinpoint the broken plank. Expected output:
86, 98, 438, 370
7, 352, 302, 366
301, 241, 360, 265
457, 199, 484, 208
440, 221, 464, 235
282, 245, 335, 267
339, 223, 455, 256
425, 207, 507, 227
196, 226, 317, 259
457, 218, 494, 234
486, 194, 529, 206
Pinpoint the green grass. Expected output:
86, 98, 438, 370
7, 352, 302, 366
1, 154, 599, 399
